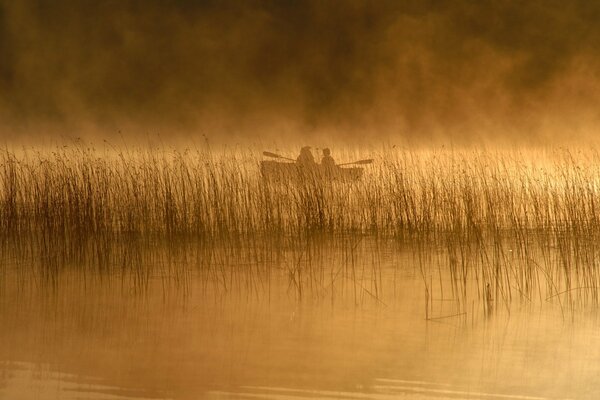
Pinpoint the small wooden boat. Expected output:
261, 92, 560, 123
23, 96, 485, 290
260, 161, 363, 183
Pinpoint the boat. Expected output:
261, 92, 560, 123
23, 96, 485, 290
260, 161, 363, 183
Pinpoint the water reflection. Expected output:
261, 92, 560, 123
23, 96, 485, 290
1, 361, 168, 399
210, 382, 555, 399
1, 235, 599, 399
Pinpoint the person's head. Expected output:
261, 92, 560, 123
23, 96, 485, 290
323, 148, 331, 156
300, 146, 311, 154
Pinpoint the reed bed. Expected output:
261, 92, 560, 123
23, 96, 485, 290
2, 145, 600, 312
2, 146, 600, 238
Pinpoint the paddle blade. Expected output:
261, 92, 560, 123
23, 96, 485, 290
339, 159, 374, 166
263, 151, 282, 158
263, 151, 297, 162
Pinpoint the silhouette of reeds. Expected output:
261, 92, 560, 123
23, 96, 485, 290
2, 145, 600, 313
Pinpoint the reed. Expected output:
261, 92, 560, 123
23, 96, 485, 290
2, 145, 600, 312
1, 147, 599, 236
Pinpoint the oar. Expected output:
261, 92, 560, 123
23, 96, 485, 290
262, 151, 296, 162
337, 159, 374, 167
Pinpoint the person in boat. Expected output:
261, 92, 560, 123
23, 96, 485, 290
321, 148, 336, 169
296, 146, 316, 167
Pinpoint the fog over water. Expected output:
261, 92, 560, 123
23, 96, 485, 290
2, 1, 600, 144
5, 4, 600, 399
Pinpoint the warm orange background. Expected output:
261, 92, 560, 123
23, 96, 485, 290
1, 1, 599, 145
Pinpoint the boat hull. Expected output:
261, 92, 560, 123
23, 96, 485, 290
260, 161, 363, 183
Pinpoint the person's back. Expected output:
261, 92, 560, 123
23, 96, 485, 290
321, 148, 336, 169
297, 146, 315, 167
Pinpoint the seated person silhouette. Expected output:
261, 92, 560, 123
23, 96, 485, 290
321, 148, 336, 169
297, 146, 316, 167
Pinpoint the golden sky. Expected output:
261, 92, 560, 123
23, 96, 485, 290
1, 1, 600, 144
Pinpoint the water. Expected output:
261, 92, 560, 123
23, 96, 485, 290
1, 237, 599, 399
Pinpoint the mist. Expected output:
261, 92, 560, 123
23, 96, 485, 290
1, 1, 600, 145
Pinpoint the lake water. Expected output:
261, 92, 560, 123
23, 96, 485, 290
1, 236, 598, 399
